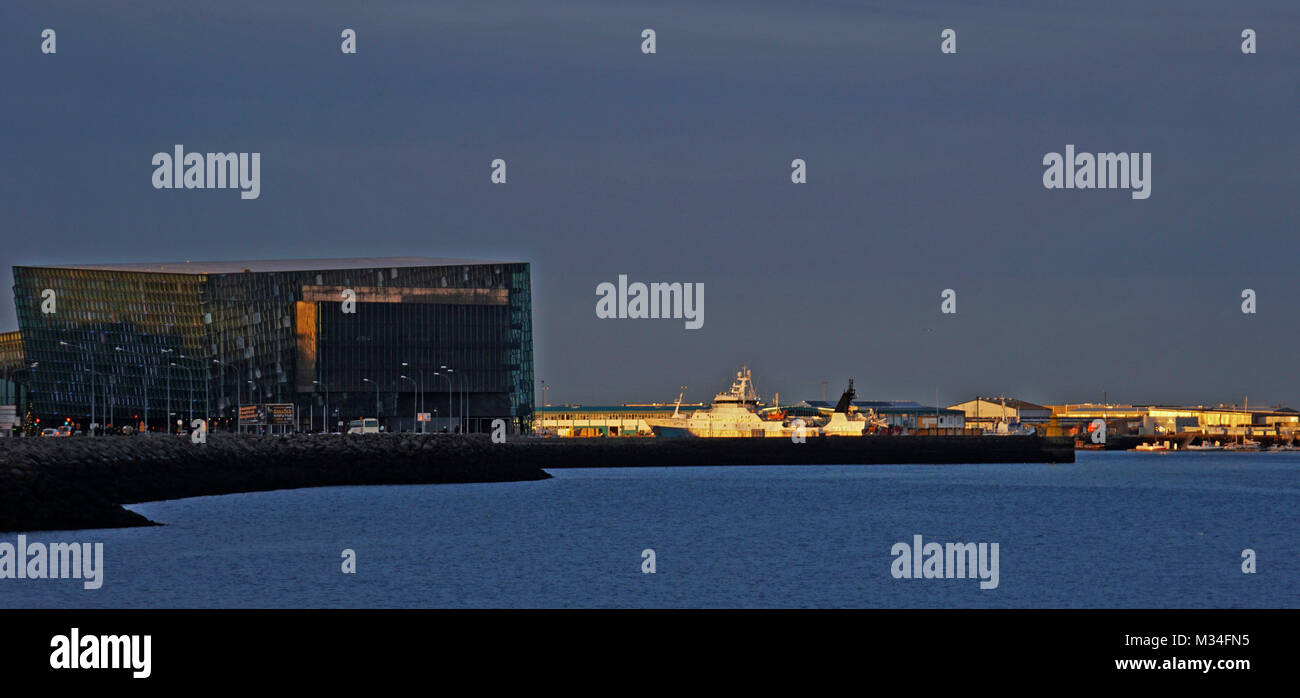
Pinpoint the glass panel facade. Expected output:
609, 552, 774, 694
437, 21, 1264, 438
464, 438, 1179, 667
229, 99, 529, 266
12, 260, 534, 434
0, 330, 28, 415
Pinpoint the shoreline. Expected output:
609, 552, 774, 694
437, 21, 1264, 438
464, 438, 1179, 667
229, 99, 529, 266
1, 433, 1072, 533
0, 433, 552, 534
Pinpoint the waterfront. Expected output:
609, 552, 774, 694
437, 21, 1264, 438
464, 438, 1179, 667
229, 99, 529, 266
2, 452, 1295, 608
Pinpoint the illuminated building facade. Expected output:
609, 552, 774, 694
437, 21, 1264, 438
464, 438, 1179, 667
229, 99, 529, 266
12, 257, 534, 433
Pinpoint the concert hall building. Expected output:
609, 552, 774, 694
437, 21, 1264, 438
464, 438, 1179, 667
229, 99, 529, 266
11, 257, 534, 434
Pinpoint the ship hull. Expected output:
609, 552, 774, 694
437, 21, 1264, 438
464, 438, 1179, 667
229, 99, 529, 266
649, 425, 695, 438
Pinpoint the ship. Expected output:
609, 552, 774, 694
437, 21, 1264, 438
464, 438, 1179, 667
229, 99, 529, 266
646, 369, 886, 438
818, 379, 889, 436
646, 367, 789, 438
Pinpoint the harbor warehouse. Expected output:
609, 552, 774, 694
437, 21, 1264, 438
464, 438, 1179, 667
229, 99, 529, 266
12, 258, 534, 434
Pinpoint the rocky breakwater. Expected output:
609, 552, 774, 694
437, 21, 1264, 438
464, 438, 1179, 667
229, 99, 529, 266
0, 433, 551, 533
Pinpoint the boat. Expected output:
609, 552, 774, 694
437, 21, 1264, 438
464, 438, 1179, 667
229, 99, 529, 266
645, 367, 789, 438
1225, 439, 1261, 451
1185, 440, 1223, 451
817, 379, 888, 437
1134, 442, 1168, 452
1267, 436, 1298, 451
645, 370, 886, 438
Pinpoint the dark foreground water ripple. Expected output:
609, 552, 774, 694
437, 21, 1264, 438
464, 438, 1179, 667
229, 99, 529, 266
3, 452, 1296, 608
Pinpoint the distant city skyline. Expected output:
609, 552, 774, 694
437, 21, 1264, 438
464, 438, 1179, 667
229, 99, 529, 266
3, 0, 1298, 409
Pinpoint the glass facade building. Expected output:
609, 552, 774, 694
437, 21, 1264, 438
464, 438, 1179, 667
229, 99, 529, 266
0, 330, 28, 432
11, 258, 533, 433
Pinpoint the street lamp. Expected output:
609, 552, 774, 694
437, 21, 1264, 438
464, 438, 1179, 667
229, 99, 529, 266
440, 367, 455, 433
434, 371, 453, 433
442, 366, 465, 433
313, 380, 325, 433
169, 362, 196, 427
161, 349, 174, 431
163, 353, 210, 429
402, 362, 424, 433
114, 345, 149, 434
399, 375, 417, 432
212, 358, 236, 432
246, 380, 260, 434
58, 340, 98, 435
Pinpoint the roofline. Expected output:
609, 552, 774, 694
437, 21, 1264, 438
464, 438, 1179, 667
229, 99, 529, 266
14, 256, 524, 276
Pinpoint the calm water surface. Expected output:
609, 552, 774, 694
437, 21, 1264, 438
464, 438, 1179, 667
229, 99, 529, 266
3, 452, 1296, 608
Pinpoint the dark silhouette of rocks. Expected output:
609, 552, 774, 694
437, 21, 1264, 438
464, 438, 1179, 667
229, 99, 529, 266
0, 433, 1071, 533
0, 433, 551, 533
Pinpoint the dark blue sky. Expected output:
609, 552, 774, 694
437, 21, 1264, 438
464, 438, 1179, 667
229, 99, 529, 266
3, 1, 1298, 407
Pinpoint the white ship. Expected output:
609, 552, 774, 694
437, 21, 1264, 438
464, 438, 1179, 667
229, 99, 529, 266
646, 367, 789, 438
817, 379, 888, 436
646, 369, 885, 438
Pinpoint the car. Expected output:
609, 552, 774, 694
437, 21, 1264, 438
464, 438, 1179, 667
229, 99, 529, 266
56, 425, 73, 437
41, 428, 58, 437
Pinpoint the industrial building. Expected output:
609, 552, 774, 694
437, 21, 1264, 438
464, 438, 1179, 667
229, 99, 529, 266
10, 257, 534, 434
948, 397, 1052, 431
534, 404, 702, 437
1048, 403, 1300, 438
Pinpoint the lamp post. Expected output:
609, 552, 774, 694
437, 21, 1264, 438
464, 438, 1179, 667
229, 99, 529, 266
114, 345, 150, 434
169, 362, 196, 427
402, 362, 424, 434
161, 348, 174, 431
166, 354, 209, 428
246, 381, 260, 434
440, 367, 455, 433
434, 371, 453, 433
399, 375, 417, 432
84, 368, 106, 435
213, 358, 236, 432
58, 340, 97, 435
